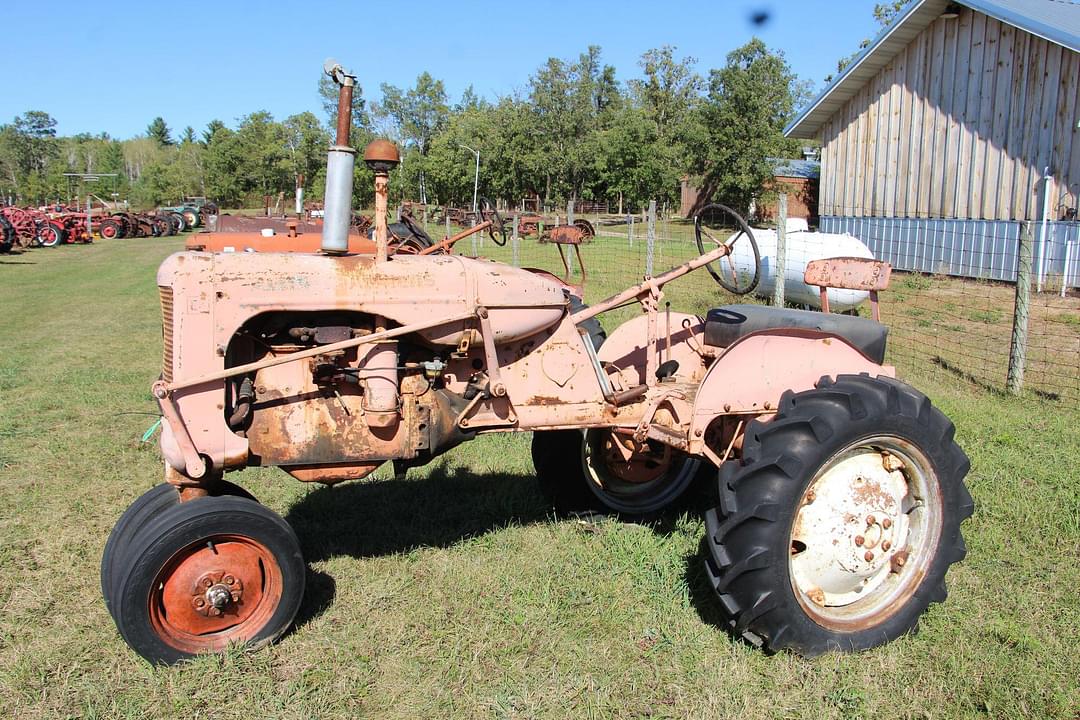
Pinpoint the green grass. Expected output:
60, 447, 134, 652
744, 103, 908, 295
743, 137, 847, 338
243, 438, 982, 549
1, 237, 1079, 718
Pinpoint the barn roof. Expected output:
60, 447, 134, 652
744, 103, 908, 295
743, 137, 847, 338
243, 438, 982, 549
769, 158, 821, 179
785, 0, 1080, 139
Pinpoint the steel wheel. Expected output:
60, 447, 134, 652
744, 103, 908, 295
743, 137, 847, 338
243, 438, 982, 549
788, 436, 942, 630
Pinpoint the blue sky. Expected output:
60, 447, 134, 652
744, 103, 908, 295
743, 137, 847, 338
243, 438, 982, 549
2, 0, 881, 138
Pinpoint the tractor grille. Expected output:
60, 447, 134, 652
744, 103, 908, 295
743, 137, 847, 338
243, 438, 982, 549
159, 287, 174, 382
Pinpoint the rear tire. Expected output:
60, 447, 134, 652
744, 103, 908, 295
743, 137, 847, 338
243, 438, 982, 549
533, 429, 700, 519
703, 374, 972, 656
111, 495, 304, 665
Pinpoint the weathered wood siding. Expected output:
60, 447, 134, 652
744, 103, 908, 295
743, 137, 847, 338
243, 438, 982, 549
820, 7, 1080, 220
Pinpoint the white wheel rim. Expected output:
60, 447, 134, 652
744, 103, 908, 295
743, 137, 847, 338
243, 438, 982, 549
789, 436, 942, 630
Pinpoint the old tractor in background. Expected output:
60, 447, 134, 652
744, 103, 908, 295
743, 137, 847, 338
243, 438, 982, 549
101, 62, 973, 665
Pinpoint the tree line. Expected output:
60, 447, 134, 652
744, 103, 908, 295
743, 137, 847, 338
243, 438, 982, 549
0, 39, 812, 217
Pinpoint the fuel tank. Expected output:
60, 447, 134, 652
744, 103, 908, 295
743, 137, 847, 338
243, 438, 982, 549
157, 251, 567, 349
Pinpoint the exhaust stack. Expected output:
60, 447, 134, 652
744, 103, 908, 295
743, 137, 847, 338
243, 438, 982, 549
321, 60, 357, 255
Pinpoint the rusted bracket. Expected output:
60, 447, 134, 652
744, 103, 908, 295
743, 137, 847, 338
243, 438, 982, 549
152, 380, 206, 479
641, 278, 664, 386
474, 307, 506, 398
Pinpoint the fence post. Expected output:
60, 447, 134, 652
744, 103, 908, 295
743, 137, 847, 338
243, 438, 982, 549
470, 218, 478, 257
628, 214, 634, 248
1007, 222, 1034, 395
565, 202, 575, 276
773, 193, 788, 307
445, 213, 450, 241
646, 199, 657, 276
512, 214, 519, 267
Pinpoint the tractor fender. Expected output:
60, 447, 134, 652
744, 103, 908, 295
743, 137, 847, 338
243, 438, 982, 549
598, 312, 709, 389
689, 328, 894, 438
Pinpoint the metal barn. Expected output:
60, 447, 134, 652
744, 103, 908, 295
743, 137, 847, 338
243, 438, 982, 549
785, 0, 1080, 288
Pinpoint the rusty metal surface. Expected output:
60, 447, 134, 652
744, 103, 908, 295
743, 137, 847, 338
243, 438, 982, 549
804, 257, 892, 292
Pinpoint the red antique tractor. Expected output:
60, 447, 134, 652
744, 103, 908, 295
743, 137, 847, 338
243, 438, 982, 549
101, 64, 972, 665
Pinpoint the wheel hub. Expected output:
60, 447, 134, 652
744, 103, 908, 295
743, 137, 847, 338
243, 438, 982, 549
791, 450, 913, 607
191, 570, 245, 617
151, 535, 279, 646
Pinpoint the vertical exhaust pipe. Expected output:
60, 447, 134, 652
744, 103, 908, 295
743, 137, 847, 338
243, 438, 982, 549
322, 59, 357, 255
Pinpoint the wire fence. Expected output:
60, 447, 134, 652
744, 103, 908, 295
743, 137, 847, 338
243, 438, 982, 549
415, 200, 1080, 406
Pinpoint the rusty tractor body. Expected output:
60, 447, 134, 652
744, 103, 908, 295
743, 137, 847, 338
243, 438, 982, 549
102, 64, 972, 666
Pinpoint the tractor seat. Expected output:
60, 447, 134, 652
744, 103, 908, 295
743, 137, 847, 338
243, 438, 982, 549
704, 305, 888, 364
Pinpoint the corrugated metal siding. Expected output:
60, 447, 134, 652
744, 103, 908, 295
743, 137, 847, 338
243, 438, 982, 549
821, 215, 1080, 287
818, 7, 1080, 222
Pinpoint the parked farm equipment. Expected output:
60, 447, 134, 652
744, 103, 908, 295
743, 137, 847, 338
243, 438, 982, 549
102, 64, 972, 666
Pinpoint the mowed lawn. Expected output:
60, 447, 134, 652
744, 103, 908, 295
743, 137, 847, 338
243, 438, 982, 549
1, 236, 1078, 719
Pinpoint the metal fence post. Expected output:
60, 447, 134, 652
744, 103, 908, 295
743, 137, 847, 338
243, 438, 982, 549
1007, 222, 1034, 395
565, 202, 575, 276
470, 218, 478, 257
646, 199, 657, 276
512, 215, 519, 267
445, 213, 450, 241
628, 214, 634, 248
773, 194, 788, 307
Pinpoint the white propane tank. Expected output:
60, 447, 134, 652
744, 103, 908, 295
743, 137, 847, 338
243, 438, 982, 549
728, 220, 876, 311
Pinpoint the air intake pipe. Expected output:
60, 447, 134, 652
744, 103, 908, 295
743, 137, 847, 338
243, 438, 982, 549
321, 59, 357, 255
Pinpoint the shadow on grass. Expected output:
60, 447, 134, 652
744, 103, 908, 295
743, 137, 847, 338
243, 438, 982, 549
283, 461, 721, 631
283, 463, 552, 564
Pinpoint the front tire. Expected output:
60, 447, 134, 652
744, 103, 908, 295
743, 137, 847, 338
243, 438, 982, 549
111, 495, 305, 665
703, 374, 972, 656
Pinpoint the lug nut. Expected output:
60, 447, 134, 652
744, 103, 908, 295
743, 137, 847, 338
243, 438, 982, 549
225, 576, 234, 585
203, 578, 213, 588
882, 518, 892, 529
866, 515, 876, 525
194, 598, 205, 607
808, 589, 826, 606
854, 535, 865, 546
210, 607, 222, 617
882, 540, 892, 551
864, 551, 874, 562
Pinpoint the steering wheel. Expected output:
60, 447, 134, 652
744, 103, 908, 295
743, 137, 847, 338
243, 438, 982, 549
477, 197, 507, 246
397, 209, 434, 248
694, 203, 761, 295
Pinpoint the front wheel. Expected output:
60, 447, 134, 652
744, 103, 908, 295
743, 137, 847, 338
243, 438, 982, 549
111, 494, 305, 664
703, 374, 972, 656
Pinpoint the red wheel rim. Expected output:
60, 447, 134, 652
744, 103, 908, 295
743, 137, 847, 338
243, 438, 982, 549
148, 534, 283, 653
102, 224, 116, 238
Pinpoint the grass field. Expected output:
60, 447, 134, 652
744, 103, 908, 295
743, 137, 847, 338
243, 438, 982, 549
1, 236, 1079, 719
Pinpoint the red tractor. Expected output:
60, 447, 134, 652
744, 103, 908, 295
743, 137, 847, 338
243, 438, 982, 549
101, 64, 972, 665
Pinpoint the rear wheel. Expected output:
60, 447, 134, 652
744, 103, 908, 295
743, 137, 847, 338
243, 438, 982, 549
111, 494, 304, 665
703, 374, 972, 656
182, 210, 199, 229
533, 429, 700, 519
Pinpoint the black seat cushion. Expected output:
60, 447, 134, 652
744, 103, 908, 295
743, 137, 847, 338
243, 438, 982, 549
704, 305, 888, 364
